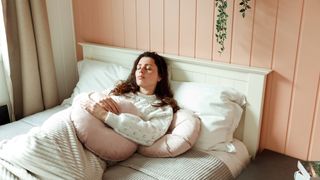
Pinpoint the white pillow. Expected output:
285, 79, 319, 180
170, 81, 246, 152
62, 59, 130, 105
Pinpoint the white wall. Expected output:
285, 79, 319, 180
46, 0, 78, 102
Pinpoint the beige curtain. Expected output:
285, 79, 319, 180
1, 0, 59, 120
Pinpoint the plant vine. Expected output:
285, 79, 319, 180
215, 0, 251, 54
215, 0, 228, 54
239, 0, 251, 18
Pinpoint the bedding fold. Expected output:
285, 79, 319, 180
0, 108, 106, 180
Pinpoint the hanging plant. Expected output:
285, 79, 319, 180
215, 0, 251, 54
239, 0, 251, 18
215, 0, 228, 54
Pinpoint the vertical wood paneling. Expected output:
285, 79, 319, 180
250, 0, 278, 68
309, 78, 320, 160
101, 0, 113, 45
112, 0, 124, 47
77, 0, 94, 40
195, 0, 214, 60
231, 0, 255, 66
164, 0, 179, 55
308, 77, 320, 161
265, 0, 303, 153
72, 0, 320, 160
136, 0, 150, 50
212, 0, 234, 62
285, 0, 320, 159
89, 0, 104, 43
179, 0, 196, 57
72, 0, 113, 59
124, 0, 137, 49
150, 0, 163, 52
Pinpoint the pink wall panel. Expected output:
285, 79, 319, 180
72, 0, 320, 160
99, 0, 113, 45
136, 0, 150, 50
309, 79, 320, 160
285, 0, 320, 160
265, 0, 303, 154
250, 0, 278, 68
150, 0, 164, 52
124, 0, 137, 49
72, 0, 113, 59
195, 0, 214, 60
179, 0, 196, 57
231, 0, 255, 66
164, 0, 179, 55
111, 0, 124, 47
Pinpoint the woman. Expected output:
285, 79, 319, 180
0, 51, 179, 179
82, 51, 179, 146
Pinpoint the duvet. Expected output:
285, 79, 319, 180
0, 108, 106, 180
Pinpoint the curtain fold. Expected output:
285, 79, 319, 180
2, 0, 59, 120
0, 0, 14, 121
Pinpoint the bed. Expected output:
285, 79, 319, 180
0, 43, 271, 179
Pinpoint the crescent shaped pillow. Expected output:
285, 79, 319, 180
138, 109, 201, 157
71, 92, 139, 161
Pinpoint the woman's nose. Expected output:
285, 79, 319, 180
139, 67, 146, 74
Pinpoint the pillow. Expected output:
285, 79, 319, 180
138, 109, 201, 157
62, 59, 130, 105
170, 81, 246, 152
71, 92, 138, 161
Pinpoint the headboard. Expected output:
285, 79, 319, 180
79, 42, 271, 158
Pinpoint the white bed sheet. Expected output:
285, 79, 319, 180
20, 105, 69, 126
0, 105, 69, 141
206, 138, 250, 177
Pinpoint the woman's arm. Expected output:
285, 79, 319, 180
104, 106, 173, 146
81, 93, 174, 146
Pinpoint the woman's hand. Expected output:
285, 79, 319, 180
96, 96, 120, 114
87, 92, 120, 114
81, 99, 109, 121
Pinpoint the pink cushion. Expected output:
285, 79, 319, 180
138, 109, 201, 157
71, 92, 138, 161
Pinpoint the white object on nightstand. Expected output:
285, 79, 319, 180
294, 161, 320, 180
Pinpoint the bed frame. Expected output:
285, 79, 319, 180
80, 42, 271, 158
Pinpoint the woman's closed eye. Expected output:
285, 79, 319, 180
137, 64, 153, 72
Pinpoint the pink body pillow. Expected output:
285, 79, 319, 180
138, 109, 201, 157
71, 92, 139, 161
72, 92, 201, 160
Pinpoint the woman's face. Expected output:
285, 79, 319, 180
135, 57, 161, 94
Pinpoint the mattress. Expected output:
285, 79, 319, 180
103, 139, 250, 179
207, 139, 250, 177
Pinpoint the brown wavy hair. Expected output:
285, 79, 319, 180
110, 52, 179, 113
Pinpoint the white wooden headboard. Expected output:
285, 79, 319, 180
80, 42, 271, 158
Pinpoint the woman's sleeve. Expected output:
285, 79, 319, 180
103, 106, 173, 146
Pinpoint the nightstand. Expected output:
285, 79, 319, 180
237, 149, 299, 180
